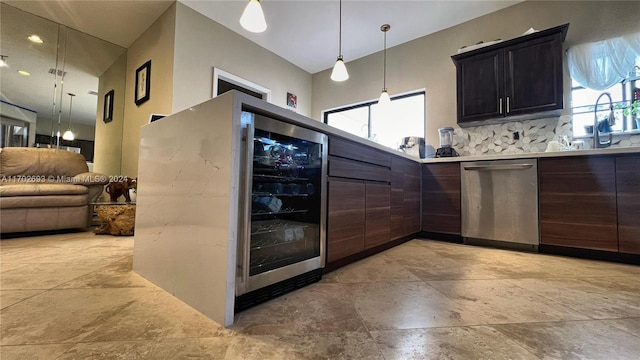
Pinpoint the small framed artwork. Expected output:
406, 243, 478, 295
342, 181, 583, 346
135, 60, 151, 106
103, 89, 114, 123
287, 92, 297, 110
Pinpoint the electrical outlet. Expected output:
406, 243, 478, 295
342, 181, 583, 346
513, 131, 520, 140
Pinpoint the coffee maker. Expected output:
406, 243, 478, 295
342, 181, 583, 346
435, 127, 459, 157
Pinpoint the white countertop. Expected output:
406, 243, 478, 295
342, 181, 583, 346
420, 146, 640, 163
227, 92, 640, 164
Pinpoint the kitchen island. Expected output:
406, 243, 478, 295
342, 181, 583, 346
134, 91, 639, 329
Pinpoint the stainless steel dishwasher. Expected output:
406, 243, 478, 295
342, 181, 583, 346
460, 159, 538, 250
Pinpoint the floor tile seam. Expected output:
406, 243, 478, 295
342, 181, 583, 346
49, 257, 138, 291
504, 277, 640, 319
337, 279, 378, 342
601, 319, 640, 339
368, 325, 545, 360
0, 289, 48, 311
500, 279, 600, 320
368, 317, 637, 333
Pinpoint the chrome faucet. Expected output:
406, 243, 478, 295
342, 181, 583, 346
593, 92, 614, 148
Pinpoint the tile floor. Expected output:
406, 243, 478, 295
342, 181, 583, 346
1, 231, 639, 359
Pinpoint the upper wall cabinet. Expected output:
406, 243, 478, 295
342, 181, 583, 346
452, 24, 569, 126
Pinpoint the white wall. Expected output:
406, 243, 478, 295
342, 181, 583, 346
120, 3, 176, 177
94, 52, 127, 177
171, 2, 312, 117
311, 1, 640, 148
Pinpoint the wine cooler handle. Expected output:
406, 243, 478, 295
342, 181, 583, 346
241, 123, 254, 288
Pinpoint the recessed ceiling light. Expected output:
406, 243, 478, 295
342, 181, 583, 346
28, 35, 43, 43
18, 70, 30, 76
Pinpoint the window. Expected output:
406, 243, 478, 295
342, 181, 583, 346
571, 61, 640, 137
324, 91, 425, 151
567, 33, 640, 137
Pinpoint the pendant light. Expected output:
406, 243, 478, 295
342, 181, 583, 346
62, 93, 75, 141
379, 24, 391, 106
0, 55, 8, 68
240, 0, 267, 33
330, 0, 349, 82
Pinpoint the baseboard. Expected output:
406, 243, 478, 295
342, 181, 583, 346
324, 234, 415, 273
417, 231, 463, 244
539, 244, 640, 266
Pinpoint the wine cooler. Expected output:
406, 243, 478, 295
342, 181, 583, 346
236, 111, 327, 310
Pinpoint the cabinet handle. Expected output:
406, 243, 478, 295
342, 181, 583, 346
506, 96, 510, 113
499, 98, 503, 114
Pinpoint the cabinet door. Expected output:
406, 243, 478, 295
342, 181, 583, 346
403, 160, 422, 235
456, 50, 503, 123
365, 182, 391, 249
390, 157, 405, 240
616, 156, 640, 254
422, 163, 461, 235
505, 34, 563, 116
327, 179, 365, 262
539, 157, 618, 251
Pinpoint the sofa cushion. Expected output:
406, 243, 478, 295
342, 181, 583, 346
0, 184, 89, 197
0, 194, 88, 209
0, 148, 88, 177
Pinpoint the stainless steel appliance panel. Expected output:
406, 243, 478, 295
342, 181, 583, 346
461, 159, 538, 246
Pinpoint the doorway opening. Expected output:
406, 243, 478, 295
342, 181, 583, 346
212, 68, 270, 101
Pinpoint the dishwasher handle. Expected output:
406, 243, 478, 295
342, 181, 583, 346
463, 164, 534, 171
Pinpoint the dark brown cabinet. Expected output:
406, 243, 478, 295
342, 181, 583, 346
390, 156, 421, 240
326, 136, 423, 267
327, 179, 365, 263
452, 23, 568, 125
365, 182, 391, 249
616, 156, 640, 254
421, 163, 461, 235
539, 157, 618, 252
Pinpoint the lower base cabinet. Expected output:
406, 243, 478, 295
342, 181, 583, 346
365, 183, 390, 249
421, 163, 461, 235
327, 179, 365, 263
326, 178, 391, 264
617, 156, 640, 254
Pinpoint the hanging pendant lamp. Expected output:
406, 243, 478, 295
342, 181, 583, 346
330, 0, 349, 82
62, 93, 75, 141
240, 0, 267, 33
379, 24, 391, 106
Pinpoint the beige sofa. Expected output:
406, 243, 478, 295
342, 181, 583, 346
0, 148, 109, 233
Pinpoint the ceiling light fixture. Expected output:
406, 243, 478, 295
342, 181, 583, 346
62, 93, 75, 141
379, 24, 391, 106
240, 0, 267, 33
330, 0, 349, 82
18, 70, 30, 76
0, 55, 8, 68
28, 34, 43, 44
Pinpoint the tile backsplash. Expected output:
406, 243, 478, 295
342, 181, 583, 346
452, 115, 640, 156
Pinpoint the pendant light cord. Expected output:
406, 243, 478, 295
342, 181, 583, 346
338, 0, 342, 56
383, 29, 387, 90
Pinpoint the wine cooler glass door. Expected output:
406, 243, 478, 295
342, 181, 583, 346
238, 112, 327, 295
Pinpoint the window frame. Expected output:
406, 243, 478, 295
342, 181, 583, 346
323, 90, 426, 144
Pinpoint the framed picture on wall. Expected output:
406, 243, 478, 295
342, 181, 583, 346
103, 89, 114, 123
135, 60, 151, 106
287, 92, 297, 110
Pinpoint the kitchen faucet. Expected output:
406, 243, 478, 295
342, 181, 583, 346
593, 92, 614, 148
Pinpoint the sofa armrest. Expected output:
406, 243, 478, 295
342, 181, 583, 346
71, 172, 110, 186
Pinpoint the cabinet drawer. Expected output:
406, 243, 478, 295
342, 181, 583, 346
329, 157, 390, 182
329, 136, 391, 167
